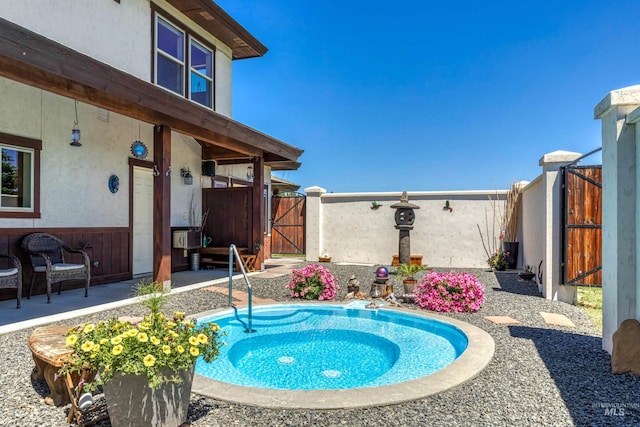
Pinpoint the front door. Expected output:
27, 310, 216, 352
133, 166, 153, 275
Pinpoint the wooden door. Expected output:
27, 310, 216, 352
561, 165, 602, 286
132, 166, 153, 275
271, 193, 305, 255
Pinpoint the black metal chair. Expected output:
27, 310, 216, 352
21, 233, 90, 303
0, 255, 22, 308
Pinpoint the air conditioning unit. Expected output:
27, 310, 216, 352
172, 230, 202, 250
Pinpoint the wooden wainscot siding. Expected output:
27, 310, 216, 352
0, 228, 130, 301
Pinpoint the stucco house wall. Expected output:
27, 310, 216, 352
520, 177, 544, 279
0, 0, 233, 117
306, 188, 507, 268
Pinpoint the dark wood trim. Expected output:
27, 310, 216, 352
0, 132, 42, 150
0, 131, 41, 218
252, 157, 264, 265
128, 157, 153, 169
164, 0, 267, 59
153, 125, 172, 284
0, 18, 303, 164
0, 227, 130, 235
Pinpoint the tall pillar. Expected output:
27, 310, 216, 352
153, 125, 172, 291
305, 186, 326, 262
539, 150, 581, 303
595, 86, 640, 354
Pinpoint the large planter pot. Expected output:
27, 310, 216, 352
502, 241, 519, 270
403, 279, 418, 295
102, 367, 194, 427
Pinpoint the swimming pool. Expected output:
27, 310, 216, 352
192, 302, 494, 409
196, 301, 468, 390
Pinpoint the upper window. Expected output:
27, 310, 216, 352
154, 15, 215, 110
0, 133, 41, 217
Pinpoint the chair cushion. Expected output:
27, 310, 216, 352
0, 268, 18, 278
51, 263, 85, 272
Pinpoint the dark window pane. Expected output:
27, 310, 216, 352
1, 148, 32, 208
157, 54, 183, 95
190, 72, 212, 107
191, 42, 212, 78
157, 19, 184, 60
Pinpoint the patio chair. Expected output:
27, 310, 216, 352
0, 255, 22, 308
21, 233, 90, 303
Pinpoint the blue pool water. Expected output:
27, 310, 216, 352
196, 302, 468, 390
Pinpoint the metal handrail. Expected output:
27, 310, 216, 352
228, 244, 255, 333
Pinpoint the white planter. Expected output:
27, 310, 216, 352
102, 367, 194, 427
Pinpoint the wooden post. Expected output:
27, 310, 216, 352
153, 125, 172, 290
252, 156, 264, 269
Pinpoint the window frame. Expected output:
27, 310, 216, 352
0, 132, 41, 218
154, 15, 186, 97
152, 10, 216, 110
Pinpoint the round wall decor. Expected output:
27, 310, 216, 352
130, 140, 149, 159
108, 174, 120, 193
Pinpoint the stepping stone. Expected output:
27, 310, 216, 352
540, 312, 575, 327
484, 316, 520, 324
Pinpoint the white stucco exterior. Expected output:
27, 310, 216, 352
595, 85, 640, 354
520, 176, 544, 276
305, 188, 507, 268
0, 0, 233, 117
0, 77, 205, 229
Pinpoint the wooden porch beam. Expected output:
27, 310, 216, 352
153, 125, 172, 289
0, 18, 302, 163
252, 157, 265, 268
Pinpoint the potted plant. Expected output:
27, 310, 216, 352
518, 265, 536, 281
501, 182, 523, 269
396, 263, 429, 295
488, 250, 509, 271
60, 282, 224, 427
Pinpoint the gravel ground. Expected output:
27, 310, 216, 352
1, 263, 639, 427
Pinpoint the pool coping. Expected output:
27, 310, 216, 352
191, 302, 495, 409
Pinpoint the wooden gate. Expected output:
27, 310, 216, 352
561, 165, 602, 286
271, 193, 305, 255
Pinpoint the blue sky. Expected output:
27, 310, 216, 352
215, 0, 638, 193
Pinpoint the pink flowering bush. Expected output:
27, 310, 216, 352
414, 271, 486, 313
286, 264, 339, 300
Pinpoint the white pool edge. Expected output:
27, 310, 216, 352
191, 303, 495, 409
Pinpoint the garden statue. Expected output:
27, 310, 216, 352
390, 191, 420, 265
347, 275, 360, 294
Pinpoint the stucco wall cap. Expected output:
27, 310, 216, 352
538, 150, 581, 166
305, 186, 327, 195
626, 106, 640, 124
594, 85, 640, 119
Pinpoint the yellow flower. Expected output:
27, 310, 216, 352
83, 324, 95, 333
170, 331, 178, 338
167, 321, 176, 328
150, 336, 161, 345
126, 328, 138, 337
110, 336, 122, 345
143, 354, 156, 367
112, 344, 123, 355
189, 347, 200, 356
211, 324, 220, 332
92, 344, 100, 352
137, 332, 148, 342
177, 345, 185, 353
66, 334, 78, 347
99, 338, 108, 345
197, 333, 208, 344
81, 341, 94, 352
162, 345, 171, 355
189, 336, 199, 346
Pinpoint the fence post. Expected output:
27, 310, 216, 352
304, 186, 326, 262
539, 151, 581, 302
595, 86, 640, 354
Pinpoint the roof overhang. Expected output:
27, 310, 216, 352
0, 18, 302, 167
164, 0, 267, 60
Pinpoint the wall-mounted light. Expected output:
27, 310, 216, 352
70, 99, 81, 147
180, 167, 193, 185
246, 165, 254, 180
